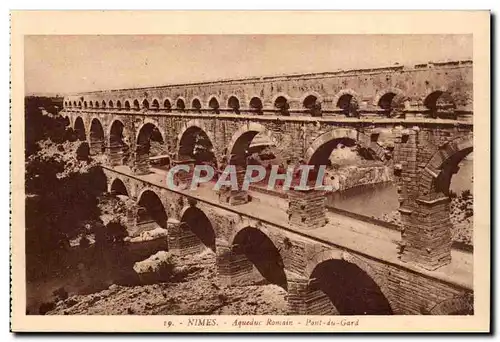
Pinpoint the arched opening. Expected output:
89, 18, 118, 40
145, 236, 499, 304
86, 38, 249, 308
274, 96, 289, 116
108, 120, 130, 166
73, 101, 77, 107
231, 227, 287, 289
192, 98, 202, 114
229, 128, 276, 167
303, 95, 321, 117
151, 99, 160, 110
110, 178, 128, 197
108, 100, 114, 109
178, 126, 217, 168
250, 97, 263, 115
89, 118, 105, 155
64, 101, 68, 107
124, 101, 131, 110
84, 101, 88, 109
424, 91, 456, 118
308, 136, 376, 168
309, 259, 393, 315
142, 99, 149, 110
135, 123, 166, 174
133, 99, 140, 111
337, 94, 359, 117
74, 117, 86, 141
137, 190, 168, 231
176, 98, 185, 112
208, 97, 220, 114
228, 96, 240, 114
164, 99, 172, 112
78, 101, 82, 108
180, 207, 216, 252
94, 101, 99, 109
116, 100, 122, 110
101, 100, 106, 109
377, 92, 398, 117
89, 101, 94, 109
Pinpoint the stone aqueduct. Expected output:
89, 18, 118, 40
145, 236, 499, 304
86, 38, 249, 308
61, 60, 474, 315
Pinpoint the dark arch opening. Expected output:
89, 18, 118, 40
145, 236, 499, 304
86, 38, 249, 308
94, 101, 99, 109
84, 101, 88, 109
229, 129, 276, 166
303, 95, 321, 117
73, 101, 77, 107
176, 99, 185, 112
109, 120, 130, 166
108, 100, 114, 109
78, 101, 82, 108
228, 96, 240, 114
89, 101, 94, 108
133, 99, 140, 111
178, 126, 217, 168
424, 91, 456, 118
308, 137, 364, 167
151, 99, 160, 110
310, 259, 393, 315
232, 227, 287, 289
136, 123, 166, 174
142, 99, 149, 110
209, 97, 220, 114
101, 100, 106, 108
337, 94, 359, 117
124, 100, 131, 110
192, 99, 202, 113
74, 117, 86, 141
110, 178, 128, 197
377, 92, 397, 116
164, 99, 172, 112
89, 118, 105, 155
274, 96, 289, 116
64, 101, 68, 107
116, 100, 122, 110
250, 97, 263, 115
137, 190, 168, 230
181, 207, 216, 252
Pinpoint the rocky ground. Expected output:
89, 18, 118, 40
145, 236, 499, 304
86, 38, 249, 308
46, 249, 288, 315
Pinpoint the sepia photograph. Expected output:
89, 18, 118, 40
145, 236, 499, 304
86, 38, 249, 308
10, 11, 490, 332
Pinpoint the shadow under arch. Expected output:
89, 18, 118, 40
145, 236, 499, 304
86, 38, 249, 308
108, 119, 130, 166
109, 178, 129, 197
135, 122, 166, 173
230, 226, 287, 290
89, 118, 105, 155
180, 206, 216, 252
308, 258, 393, 315
304, 128, 386, 167
136, 189, 168, 230
177, 121, 217, 168
74, 117, 86, 141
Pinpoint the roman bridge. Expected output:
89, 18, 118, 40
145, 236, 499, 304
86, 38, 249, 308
59, 60, 474, 315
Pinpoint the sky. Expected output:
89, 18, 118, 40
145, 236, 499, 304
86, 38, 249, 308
24, 34, 472, 96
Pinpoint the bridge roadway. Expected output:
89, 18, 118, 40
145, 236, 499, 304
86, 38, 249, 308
105, 164, 472, 291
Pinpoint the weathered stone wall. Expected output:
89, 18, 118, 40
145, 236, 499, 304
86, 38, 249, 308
101, 167, 472, 315
63, 60, 473, 112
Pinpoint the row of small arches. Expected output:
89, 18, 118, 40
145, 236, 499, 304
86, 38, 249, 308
64, 90, 456, 116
